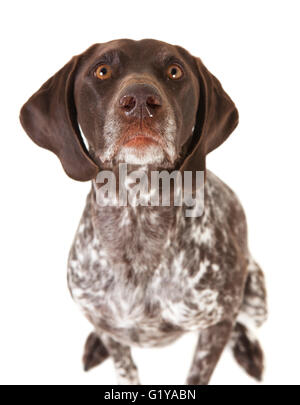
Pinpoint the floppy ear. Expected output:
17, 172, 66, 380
181, 57, 239, 175
20, 56, 99, 181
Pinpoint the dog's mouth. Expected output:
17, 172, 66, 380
122, 132, 163, 148
112, 127, 171, 165
99, 116, 177, 167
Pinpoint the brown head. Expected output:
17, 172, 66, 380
20, 39, 238, 181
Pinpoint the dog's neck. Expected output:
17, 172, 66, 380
89, 165, 181, 274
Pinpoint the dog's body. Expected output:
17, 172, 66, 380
68, 170, 266, 384
20, 39, 267, 384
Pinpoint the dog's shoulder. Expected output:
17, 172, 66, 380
205, 170, 244, 214
204, 170, 247, 242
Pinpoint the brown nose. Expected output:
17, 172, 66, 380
119, 83, 162, 118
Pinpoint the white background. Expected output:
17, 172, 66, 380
1, 0, 299, 385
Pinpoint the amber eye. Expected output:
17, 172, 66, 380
167, 64, 184, 80
95, 64, 112, 80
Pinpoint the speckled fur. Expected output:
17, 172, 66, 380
67, 169, 267, 384
20, 39, 268, 385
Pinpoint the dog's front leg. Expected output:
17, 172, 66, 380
187, 320, 234, 385
100, 333, 140, 385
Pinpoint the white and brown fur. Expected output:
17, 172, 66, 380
20, 39, 267, 385
68, 169, 267, 384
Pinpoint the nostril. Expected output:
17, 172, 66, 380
119, 95, 136, 112
146, 95, 161, 109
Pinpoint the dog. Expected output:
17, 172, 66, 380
20, 39, 267, 385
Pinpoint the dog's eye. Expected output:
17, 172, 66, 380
95, 64, 112, 80
167, 64, 184, 80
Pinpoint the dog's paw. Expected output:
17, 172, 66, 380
82, 332, 109, 371
231, 322, 264, 381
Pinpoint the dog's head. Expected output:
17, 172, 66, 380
20, 39, 238, 181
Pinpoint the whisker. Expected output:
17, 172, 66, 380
145, 106, 153, 118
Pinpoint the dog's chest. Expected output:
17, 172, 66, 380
67, 203, 232, 347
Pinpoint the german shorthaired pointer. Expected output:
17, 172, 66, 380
20, 39, 267, 385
